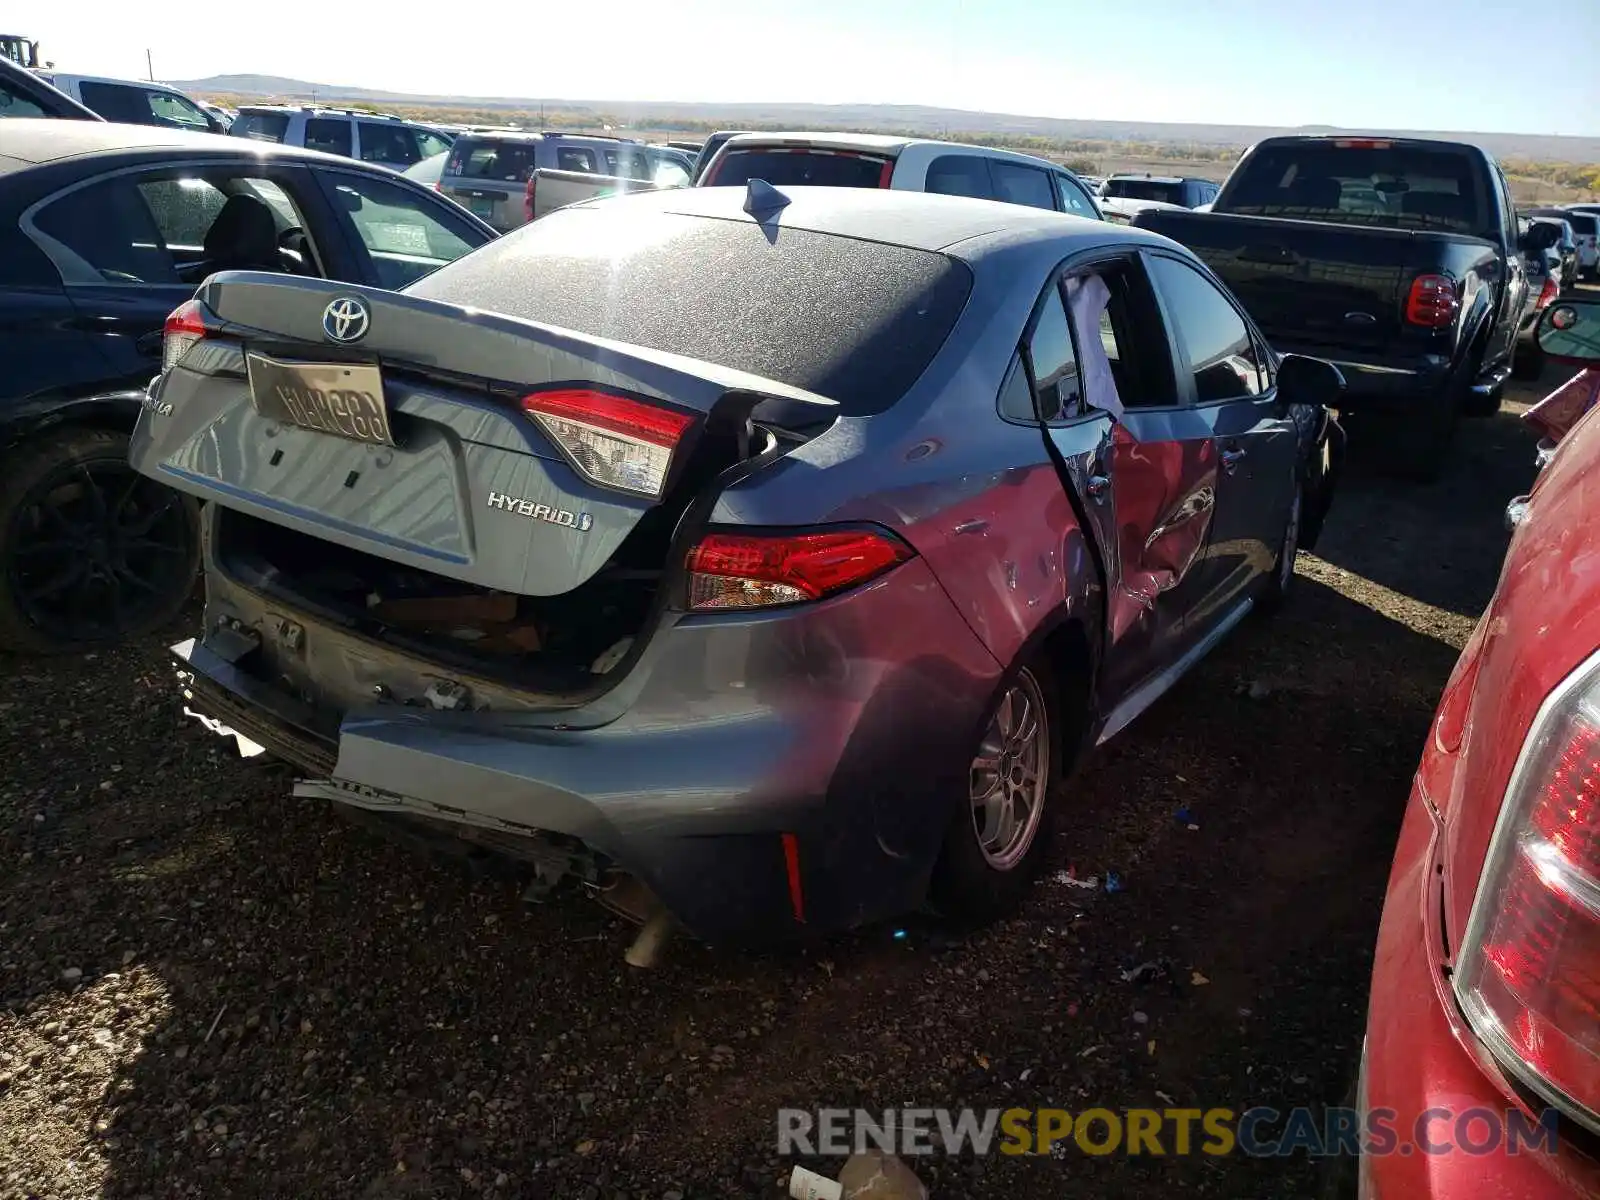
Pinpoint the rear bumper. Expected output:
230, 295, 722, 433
1272, 342, 1453, 411
1361, 769, 1599, 1198
176, 554, 1006, 945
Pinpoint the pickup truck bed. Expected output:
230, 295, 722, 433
527, 168, 660, 221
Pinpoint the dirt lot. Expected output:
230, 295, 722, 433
0, 363, 1557, 1197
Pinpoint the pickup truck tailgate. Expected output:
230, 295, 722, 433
1137, 210, 1452, 352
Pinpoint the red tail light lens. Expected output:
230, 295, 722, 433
162, 298, 209, 374
521, 388, 694, 499
524, 173, 537, 223
1538, 275, 1559, 309
685, 529, 913, 610
1405, 273, 1460, 328
1456, 651, 1600, 1131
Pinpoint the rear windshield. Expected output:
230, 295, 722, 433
232, 111, 289, 143
705, 148, 888, 189
1104, 179, 1184, 205
447, 138, 540, 182
1223, 143, 1489, 235
406, 211, 972, 416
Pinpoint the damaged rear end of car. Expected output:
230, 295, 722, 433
129, 198, 992, 950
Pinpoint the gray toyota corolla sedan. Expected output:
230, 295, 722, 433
130, 183, 1344, 948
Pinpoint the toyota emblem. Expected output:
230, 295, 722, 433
321, 296, 371, 343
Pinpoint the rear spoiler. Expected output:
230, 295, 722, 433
191, 272, 839, 424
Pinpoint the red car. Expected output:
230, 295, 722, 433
1360, 303, 1600, 1198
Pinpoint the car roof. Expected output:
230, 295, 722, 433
0, 117, 358, 167
573, 183, 1162, 259
715, 132, 1089, 174
36, 71, 192, 93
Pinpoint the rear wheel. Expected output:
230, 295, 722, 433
0, 428, 199, 654
931, 661, 1063, 924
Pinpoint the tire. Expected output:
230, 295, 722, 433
930, 659, 1065, 926
1256, 481, 1302, 614
1510, 338, 1544, 383
0, 427, 199, 655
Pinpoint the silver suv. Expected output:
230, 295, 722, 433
230, 106, 455, 173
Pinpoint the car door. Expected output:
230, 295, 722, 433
21, 161, 330, 389
1031, 250, 1223, 718
1144, 251, 1297, 619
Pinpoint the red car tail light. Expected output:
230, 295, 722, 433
520, 387, 694, 499
1455, 649, 1600, 1131
1405, 273, 1460, 328
685, 529, 913, 610
162, 298, 210, 374
524, 173, 537, 223
1537, 274, 1560, 309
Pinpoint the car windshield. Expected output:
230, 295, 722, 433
705, 148, 888, 188
1223, 143, 1489, 235
1104, 179, 1185, 205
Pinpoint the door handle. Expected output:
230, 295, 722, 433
1086, 474, 1110, 504
1220, 447, 1247, 474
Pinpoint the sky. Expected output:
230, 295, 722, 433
23, 0, 1600, 137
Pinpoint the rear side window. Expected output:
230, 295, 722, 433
32, 177, 178, 284
323, 172, 482, 288
706, 148, 888, 189
989, 161, 1056, 211
556, 146, 598, 173
453, 139, 540, 182
408, 211, 972, 416
925, 154, 991, 199
304, 118, 353, 157
358, 122, 421, 166
1024, 288, 1083, 421
1566, 213, 1598, 236
233, 111, 289, 143
1223, 143, 1489, 235
1055, 174, 1098, 219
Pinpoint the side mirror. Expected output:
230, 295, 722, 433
1276, 353, 1345, 409
1537, 299, 1600, 364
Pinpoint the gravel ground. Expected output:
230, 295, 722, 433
0, 372, 1552, 1199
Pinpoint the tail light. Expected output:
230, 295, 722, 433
524, 173, 537, 222
1537, 275, 1559, 309
1405, 273, 1460, 328
1455, 649, 1600, 1132
685, 529, 912, 610
520, 388, 694, 499
162, 299, 209, 373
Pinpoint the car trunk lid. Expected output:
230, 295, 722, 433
130, 272, 837, 600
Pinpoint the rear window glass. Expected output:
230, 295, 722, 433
451, 139, 541, 182
1565, 213, 1598, 235
1103, 179, 1185, 205
233, 111, 289, 143
706, 148, 888, 189
406, 211, 972, 416
1223, 144, 1489, 235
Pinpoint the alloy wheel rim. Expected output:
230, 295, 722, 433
6, 462, 189, 643
969, 668, 1051, 871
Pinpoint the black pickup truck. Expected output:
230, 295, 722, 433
1134, 136, 1554, 478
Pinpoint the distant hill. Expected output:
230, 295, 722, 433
173, 75, 1600, 164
